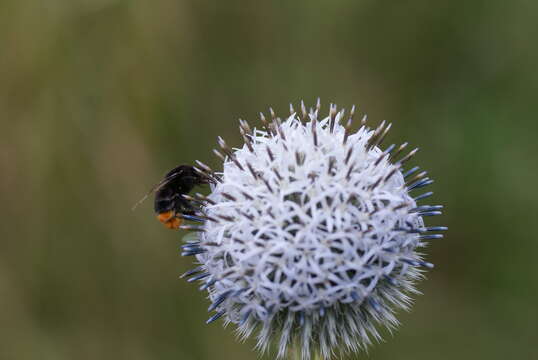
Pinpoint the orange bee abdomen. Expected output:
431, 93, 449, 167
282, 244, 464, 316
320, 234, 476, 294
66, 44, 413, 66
157, 211, 183, 229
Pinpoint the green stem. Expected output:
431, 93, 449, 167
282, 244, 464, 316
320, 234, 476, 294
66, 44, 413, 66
288, 348, 324, 360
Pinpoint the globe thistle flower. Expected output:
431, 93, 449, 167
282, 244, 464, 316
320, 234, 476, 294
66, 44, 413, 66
179, 100, 445, 359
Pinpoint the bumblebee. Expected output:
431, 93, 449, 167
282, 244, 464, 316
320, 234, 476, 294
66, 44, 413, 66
153, 165, 210, 229
133, 165, 208, 229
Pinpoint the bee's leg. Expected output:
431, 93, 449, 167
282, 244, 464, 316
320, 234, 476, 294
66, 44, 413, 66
180, 204, 198, 216
175, 196, 200, 215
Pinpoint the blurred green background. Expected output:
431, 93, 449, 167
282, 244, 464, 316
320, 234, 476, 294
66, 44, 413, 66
1, 1, 537, 359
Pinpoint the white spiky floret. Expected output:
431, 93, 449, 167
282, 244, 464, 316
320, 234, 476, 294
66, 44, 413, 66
180, 101, 445, 360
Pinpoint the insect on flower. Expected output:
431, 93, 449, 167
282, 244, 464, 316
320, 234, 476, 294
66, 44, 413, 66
133, 165, 211, 229
177, 100, 446, 360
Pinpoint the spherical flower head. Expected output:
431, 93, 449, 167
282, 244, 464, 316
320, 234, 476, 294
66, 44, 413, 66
180, 101, 445, 359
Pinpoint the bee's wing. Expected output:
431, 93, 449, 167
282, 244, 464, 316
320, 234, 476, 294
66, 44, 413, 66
131, 170, 185, 211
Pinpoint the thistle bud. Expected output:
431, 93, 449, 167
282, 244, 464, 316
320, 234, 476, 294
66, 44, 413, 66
180, 101, 445, 359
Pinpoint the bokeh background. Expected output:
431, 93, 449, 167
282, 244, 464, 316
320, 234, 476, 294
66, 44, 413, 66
1, 1, 537, 359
